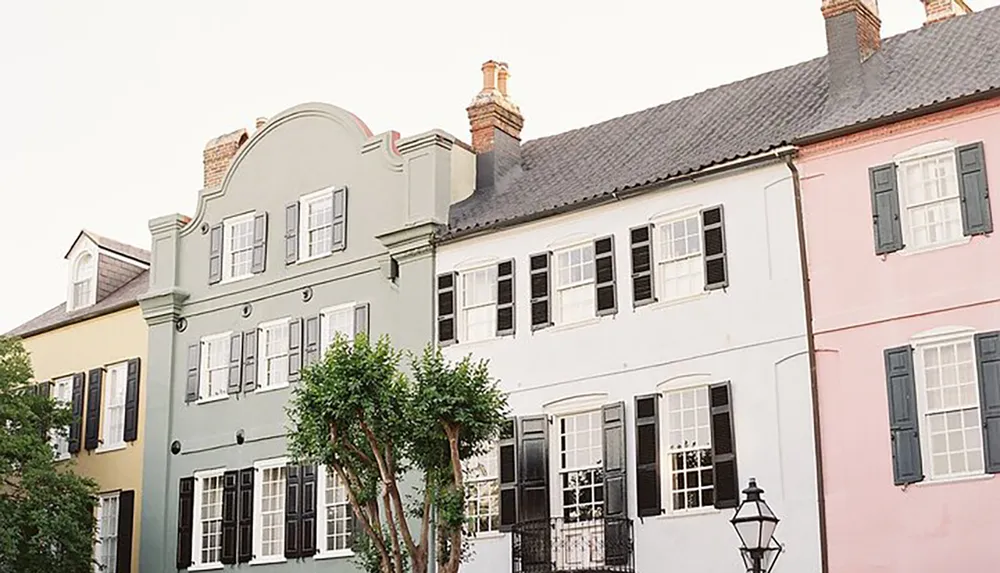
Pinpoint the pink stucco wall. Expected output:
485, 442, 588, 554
799, 101, 1000, 572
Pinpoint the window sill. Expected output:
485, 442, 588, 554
315, 550, 354, 560
96, 443, 127, 454
220, 273, 253, 285
656, 507, 720, 520
912, 473, 994, 489
250, 555, 287, 566
188, 563, 224, 572
254, 383, 290, 395
898, 236, 971, 257
547, 316, 607, 334
466, 532, 506, 541
453, 335, 507, 349
196, 394, 229, 406
297, 252, 331, 265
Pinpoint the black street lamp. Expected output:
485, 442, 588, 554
730, 478, 782, 573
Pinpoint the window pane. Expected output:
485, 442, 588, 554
901, 152, 962, 248
559, 412, 604, 523
665, 387, 713, 511
554, 245, 595, 288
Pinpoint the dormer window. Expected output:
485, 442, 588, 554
70, 252, 95, 310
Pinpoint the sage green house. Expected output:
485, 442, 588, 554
138, 103, 473, 573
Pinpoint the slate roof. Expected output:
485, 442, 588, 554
447, 6, 1000, 237
65, 229, 151, 264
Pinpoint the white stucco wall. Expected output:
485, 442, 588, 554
438, 161, 822, 573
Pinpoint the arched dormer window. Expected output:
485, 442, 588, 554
71, 252, 95, 309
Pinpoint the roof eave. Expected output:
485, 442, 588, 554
7, 300, 140, 339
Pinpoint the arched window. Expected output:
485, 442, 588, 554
71, 252, 94, 309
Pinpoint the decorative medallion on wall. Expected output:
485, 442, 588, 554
175, 317, 188, 332
301, 286, 313, 303
170, 440, 182, 455
236, 429, 245, 445
200, 223, 210, 235
241, 303, 253, 318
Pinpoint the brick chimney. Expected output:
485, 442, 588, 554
922, 0, 972, 24
822, 0, 882, 98
203, 128, 249, 188
467, 60, 524, 191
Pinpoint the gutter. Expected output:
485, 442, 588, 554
781, 152, 829, 573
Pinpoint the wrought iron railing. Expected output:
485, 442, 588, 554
511, 517, 635, 573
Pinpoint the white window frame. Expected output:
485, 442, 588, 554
911, 328, 985, 482
894, 141, 968, 254
199, 332, 232, 404
51, 376, 73, 461
320, 303, 356, 350
463, 443, 501, 537
252, 457, 289, 565
191, 468, 225, 571
256, 318, 292, 393
553, 409, 604, 523
98, 361, 129, 452
94, 491, 120, 573
660, 384, 715, 515
221, 211, 256, 283
458, 265, 499, 344
316, 466, 355, 559
552, 242, 596, 326
651, 207, 706, 304
69, 251, 97, 311
299, 187, 335, 263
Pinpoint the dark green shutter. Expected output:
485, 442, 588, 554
497, 260, 516, 336
529, 253, 552, 330
702, 206, 728, 290
634, 394, 661, 517
251, 212, 268, 274
185, 343, 200, 403
208, 223, 224, 284
498, 418, 518, 530
332, 187, 348, 252
237, 468, 255, 563
869, 164, 904, 255
629, 225, 655, 306
242, 329, 257, 393
975, 332, 1000, 473
84, 368, 103, 451
884, 346, 923, 485
177, 477, 195, 569
227, 332, 243, 394
437, 273, 457, 345
288, 318, 303, 382
68, 372, 85, 453
285, 465, 302, 559
116, 490, 135, 573
957, 142, 993, 236
602, 402, 629, 566
221, 471, 238, 564
123, 358, 141, 442
710, 382, 739, 508
300, 465, 318, 557
518, 416, 550, 572
594, 236, 617, 316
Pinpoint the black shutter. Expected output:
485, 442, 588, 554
243, 329, 257, 393
300, 465, 318, 557
288, 318, 303, 383
221, 470, 238, 564
518, 416, 549, 522
498, 418, 518, 531
237, 467, 255, 563
332, 187, 348, 252
84, 368, 103, 451
497, 260, 516, 337
602, 402, 629, 567
123, 358, 141, 442
285, 464, 302, 559
869, 164, 904, 255
354, 303, 370, 339
185, 343, 201, 403
68, 372, 85, 454
634, 394, 661, 517
629, 225, 656, 306
227, 332, 243, 394
437, 273, 457, 345
209, 223, 224, 285
957, 142, 993, 236
304, 315, 321, 366
529, 253, 552, 330
594, 236, 617, 316
251, 211, 268, 274
702, 206, 728, 290
285, 202, 299, 265
884, 346, 923, 485
710, 382, 739, 509
975, 332, 1000, 473
177, 477, 195, 569
38, 381, 52, 398
116, 490, 135, 573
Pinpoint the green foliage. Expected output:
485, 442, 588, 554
0, 336, 98, 573
287, 334, 507, 573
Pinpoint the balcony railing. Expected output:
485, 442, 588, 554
511, 517, 635, 573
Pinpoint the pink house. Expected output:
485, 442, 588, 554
800, 3, 1000, 570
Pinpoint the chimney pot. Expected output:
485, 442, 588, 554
481, 60, 498, 91
255, 117, 267, 130
922, 0, 972, 24
497, 64, 510, 97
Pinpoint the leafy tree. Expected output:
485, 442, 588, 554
287, 334, 507, 573
0, 336, 98, 573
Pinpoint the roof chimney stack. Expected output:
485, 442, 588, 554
466, 60, 524, 191
822, 0, 881, 98
922, 0, 972, 25
203, 128, 248, 189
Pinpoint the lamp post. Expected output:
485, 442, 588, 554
730, 478, 782, 573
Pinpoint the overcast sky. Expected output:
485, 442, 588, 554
2, 0, 997, 333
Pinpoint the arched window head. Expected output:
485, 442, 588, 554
71, 253, 95, 309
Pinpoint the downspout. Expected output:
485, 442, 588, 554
782, 153, 829, 573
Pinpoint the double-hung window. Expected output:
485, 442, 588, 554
223, 213, 255, 282
914, 336, 984, 479
654, 212, 704, 301
300, 188, 334, 260
898, 149, 963, 250
317, 466, 353, 557
321, 304, 355, 349
71, 252, 95, 310
257, 319, 290, 390
460, 267, 498, 343
254, 459, 288, 562
192, 470, 224, 569
553, 244, 595, 325
464, 444, 500, 534
100, 362, 128, 451
558, 410, 604, 522
664, 386, 714, 512
94, 492, 119, 573
51, 376, 73, 460
199, 333, 231, 401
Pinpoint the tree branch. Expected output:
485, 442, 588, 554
332, 464, 392, 573
443, 423, 464, 573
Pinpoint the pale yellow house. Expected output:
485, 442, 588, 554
7, 230, 149, 573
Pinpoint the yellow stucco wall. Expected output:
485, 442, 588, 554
21, 305, 147, 573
